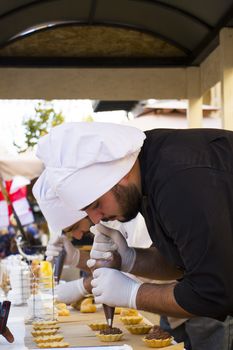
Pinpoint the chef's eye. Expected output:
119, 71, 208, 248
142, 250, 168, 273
92, 201, 100, 210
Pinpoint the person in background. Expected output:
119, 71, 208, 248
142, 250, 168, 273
0, 228, 17, 258
33, 122, 233, 350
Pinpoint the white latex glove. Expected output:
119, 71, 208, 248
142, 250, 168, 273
55, 278, 88, 304
46, 235, 80, 267
91, 267, 142, 308
88, 223, 136, 272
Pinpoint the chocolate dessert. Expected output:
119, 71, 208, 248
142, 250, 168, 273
148, 325, 171, 339
100, 327, 122, 335
142, 325, 173, 348
145, 332, 171, 340
96, 326, 124, 342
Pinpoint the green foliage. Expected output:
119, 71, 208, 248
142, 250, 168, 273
82, 115, 94, 122
14, 101, 65, 153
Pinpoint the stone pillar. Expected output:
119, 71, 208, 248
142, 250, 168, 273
186, 67, 203, 128
220, 28, 233, 130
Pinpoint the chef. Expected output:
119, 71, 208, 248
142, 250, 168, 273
33, 171, 93, 301
33, 122, 233, 349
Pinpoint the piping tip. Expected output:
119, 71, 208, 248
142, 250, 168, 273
107, 318, 113, 327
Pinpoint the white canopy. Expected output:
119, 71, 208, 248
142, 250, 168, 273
0, 152, 44, 180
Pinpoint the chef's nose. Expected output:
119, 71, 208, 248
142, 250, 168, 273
85, 209, 104, 224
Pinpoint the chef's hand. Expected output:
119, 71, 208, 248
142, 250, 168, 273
88, 223, 136, 272
45, 236, 80, 267
55, 277, 91, 304
91, 267, 141, 308
1, 327, 14, 343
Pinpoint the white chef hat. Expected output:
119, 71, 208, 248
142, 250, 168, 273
35, 122, 146, 210
33, 169, 87, 237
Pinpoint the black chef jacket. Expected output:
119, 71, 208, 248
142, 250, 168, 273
139, 128, 233, 321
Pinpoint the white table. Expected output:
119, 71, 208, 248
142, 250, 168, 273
0, 304, 28, 349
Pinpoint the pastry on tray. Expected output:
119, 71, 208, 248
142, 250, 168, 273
58, 308, 70, 316
88, 323, 109, 331
33, 324, 60, 330
120, 315, 143, 325
80, 296, 96, 313
96, 327, 123, 342
80, 303, 97, 313
34, 334, 64, 343
31, 329, 58, 337
33, 320, 57, 327
56, 303, 67, 310
142, 325, 173, 348
120, 308, 138, 316
126, 323, 152, 334
37, 341, 69, 348
80, 296, 94, 306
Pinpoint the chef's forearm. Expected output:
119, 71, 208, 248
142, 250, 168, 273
131, 247, 183, 280
136, 282, 194, 318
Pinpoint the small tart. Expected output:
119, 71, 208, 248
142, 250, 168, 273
120, 316, 143, 325
80, 304, 97, 313
58, 309, 70, 316
34, 334, 64, 343
126, 323, 152, 335
96, 333, 123, 342
88, 323, 109, 331
80, 296, 94, 306
142, 327, 173, 348
142, 337, 173, 348
120, 308, 138, 316
96, 327, 123, 342
37, 341, 69, 348
33, 320, 57, 326
31, 329, 58, 337
33, 324, 60, 330
56, 303, 67, 310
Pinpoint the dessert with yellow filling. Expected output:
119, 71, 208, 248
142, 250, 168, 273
126, 323, 152, 334
120, 315, 143, 325
120, 308, 138, 316
56, 303, 67, 310
40, 261, 54, 289
79, 296, 96, 312
58, 308, 70, 316
80, 303, 97, 313
142, 326, 173, 348
96, 327, 123, 342
80, 296, 94, 306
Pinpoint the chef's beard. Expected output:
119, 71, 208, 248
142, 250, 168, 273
111, 183, 142, 222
